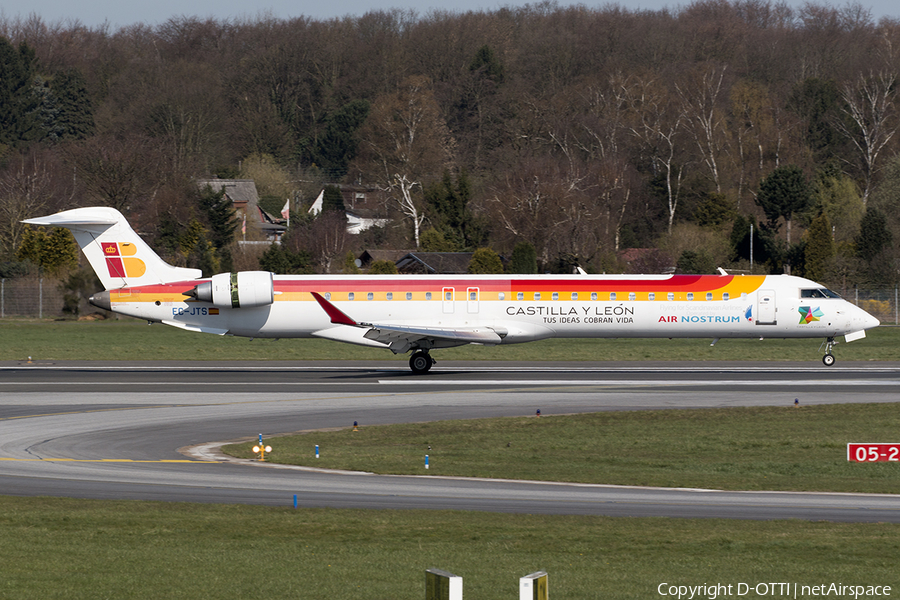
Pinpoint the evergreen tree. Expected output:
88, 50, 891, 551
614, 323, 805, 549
693, 193, 735, 227
15, 226, 79, 275
676, 249, 715, 274
368, 259, 399, 274
258, 243, 313, 274
855, 209, 892, 264
322, 185, 346, 212
310, 99, 370, 178
51, 68, 95, 140
729, 215, 765, 266
804, 213, 834, 282
197, 185, 238, 272
469, 45, 505, 84
509, 241, 538, 274
788, 78, 841, 162
0, 38, 39, 149
423, 170, 478, 250
467, 247, 503, 274
756, 165, 811, 247
420, 228, 456, 252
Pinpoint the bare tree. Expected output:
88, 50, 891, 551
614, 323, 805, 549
0, 149, 70, 261
677, 64, 729, 194
290, 210, 350, 273
64, 134, 165, 213
351, 75, 454, 247
573, 76, 638, 253
836, 71, 899, 205
621, 74, 687, 235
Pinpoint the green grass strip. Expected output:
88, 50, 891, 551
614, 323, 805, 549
1, 319, 898, 362
0, 497, 897, 599
225, 404, 900, 494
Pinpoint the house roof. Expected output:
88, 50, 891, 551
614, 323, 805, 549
395, 252, 474, 274
195, 179, 260, 209
357, 250, 413, 267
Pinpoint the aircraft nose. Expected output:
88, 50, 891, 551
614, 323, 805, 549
865, 312, 880, 329
856, 305, 880, 330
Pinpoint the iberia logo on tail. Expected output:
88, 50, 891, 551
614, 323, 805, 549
101, 242, 146, 278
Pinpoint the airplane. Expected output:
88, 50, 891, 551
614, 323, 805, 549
24, 206, 880, 373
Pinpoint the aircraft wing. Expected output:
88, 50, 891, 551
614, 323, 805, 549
362, 323, 502, 345
309, 292, 504, 353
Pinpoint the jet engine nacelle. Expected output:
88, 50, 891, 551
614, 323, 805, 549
192, 271, 274, 308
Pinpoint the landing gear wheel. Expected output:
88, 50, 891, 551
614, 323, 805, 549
822, 336, 837, 366
409, 351, 434, 374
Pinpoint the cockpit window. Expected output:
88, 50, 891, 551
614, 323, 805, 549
801, 288, 841, 299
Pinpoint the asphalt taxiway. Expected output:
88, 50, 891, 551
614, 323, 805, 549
1, 360, 899, 522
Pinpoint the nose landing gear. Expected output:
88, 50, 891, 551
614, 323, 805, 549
822, 337, 836, 366
409, 350, 435, 374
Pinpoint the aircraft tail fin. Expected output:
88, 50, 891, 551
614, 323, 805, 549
23, 207, 202, 290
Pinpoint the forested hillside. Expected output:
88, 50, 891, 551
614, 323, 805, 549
1, 0, 898, 287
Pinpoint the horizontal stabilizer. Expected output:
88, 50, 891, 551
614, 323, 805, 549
23, 213, 119, 227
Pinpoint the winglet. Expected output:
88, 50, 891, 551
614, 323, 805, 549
310, 292, 359, 326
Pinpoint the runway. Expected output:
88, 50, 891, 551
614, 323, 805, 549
2, 360, 899, 522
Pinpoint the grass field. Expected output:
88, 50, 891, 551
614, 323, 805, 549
2, 320, 898, 598
1, 497, 897, 600
223, 403, 900, 494
1, 318, 898, 362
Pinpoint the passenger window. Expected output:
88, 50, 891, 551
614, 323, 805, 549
668, 292, 674, 301
469, 291, 477, 301
445, 291, 452, 301
706, 292, 713, 301
325, 292, 331, 300
386, 292, 393, 300
367, 292, 374, 301
499, 292, 505, 301
648, 292, 655, 301
406, 292, 412, 300
591, 292, 597, 301
552, 292, 559, 301
517, 292, 524, 301
535, 292, 541, 301
426, 292, 432, 300
348, 292, 355, 301
610, 293, 616, 301
723, 293, 729, 301
628, 292, 636, 301
687, 293, 694, 301
571, 292, 578, 300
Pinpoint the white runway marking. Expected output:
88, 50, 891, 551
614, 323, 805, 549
379, 378, 900, 386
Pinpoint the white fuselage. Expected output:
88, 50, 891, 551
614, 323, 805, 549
101, 273, 879, 348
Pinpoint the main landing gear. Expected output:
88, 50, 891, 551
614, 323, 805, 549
822, 337, 836, 366
409, 350, 435, 374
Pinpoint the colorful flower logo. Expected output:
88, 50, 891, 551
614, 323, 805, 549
798, 306, 823, 324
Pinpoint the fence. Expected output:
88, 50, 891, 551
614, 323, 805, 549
2, 276, 898, 324
1, 277, 69, 319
